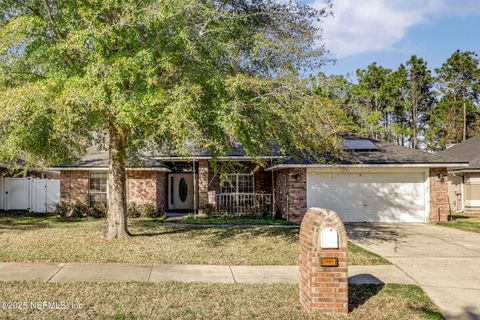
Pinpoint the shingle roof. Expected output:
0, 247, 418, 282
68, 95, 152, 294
280, 138, 464, 166
55, 150, 170, 169
56, 136, 467, 170
438, 135, 480, 170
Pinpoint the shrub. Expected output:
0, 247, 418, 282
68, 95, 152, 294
127, 202, 158, 218
89, 204, 107, 218
53, 200, 106, 218
245, 203, 272, 218
199, 204, 217, 216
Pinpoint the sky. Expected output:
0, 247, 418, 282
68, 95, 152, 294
303, 0, 480, 77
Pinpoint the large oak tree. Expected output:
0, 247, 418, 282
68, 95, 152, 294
0, 0, 342, 238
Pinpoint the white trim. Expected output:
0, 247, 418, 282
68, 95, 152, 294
450, 169, 480, 173
154, 156, 283, 161
467, 200, 480, 207
51, 167, 171, 172
466, 176, 480, 184
307, 167, 430, 173
424, 169, 430, 223
266, 163, 468, 171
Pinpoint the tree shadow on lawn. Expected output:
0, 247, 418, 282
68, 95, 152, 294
130, 221, 299, 244
349, 284, 384, 311
0, 212, 99, 232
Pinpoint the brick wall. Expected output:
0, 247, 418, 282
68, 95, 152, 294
156, 172, 167, 214
429, 167, 449, 222
60, 170, 89, 204
254, 167, 273, 194
299, 208, 349, 314
60, 169, 167, 213
198, 160, 209, 209
274, 168, 307, 221
127, 171, 167, 214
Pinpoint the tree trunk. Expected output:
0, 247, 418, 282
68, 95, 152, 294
463, 100, 467, 141
412, 99, 418, 149
106, 123, 130, 240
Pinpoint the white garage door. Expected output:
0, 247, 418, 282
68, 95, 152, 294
307, 169, 427, 222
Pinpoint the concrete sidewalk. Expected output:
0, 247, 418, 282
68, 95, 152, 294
0, 262, 413, 285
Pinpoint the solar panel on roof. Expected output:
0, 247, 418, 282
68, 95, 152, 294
343, 140, 380, 151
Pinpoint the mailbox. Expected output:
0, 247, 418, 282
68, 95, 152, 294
320, 227, 339, 249
300, 208, 348, 314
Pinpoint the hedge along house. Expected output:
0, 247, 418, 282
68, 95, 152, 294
438, 135, 480, 213
52, 137, 467, 222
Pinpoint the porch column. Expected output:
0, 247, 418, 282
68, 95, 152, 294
198, 160, 209, 211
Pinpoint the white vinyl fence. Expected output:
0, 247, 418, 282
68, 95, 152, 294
0, 177, 60, 213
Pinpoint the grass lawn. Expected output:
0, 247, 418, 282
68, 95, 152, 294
183, 215, 296, 225
437, 213, 480, 233
0, 215, 388, 265
0, 281, 441, 320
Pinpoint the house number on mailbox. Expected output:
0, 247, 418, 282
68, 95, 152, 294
320, 227, 339, 249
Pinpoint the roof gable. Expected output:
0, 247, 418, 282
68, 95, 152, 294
438, 135, 480, 169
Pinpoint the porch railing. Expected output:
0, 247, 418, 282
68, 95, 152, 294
214, 193, 273, 215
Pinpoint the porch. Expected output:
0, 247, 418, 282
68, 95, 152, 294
165, 160, 275, 217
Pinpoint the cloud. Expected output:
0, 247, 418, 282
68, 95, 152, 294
314, 0, 480, 58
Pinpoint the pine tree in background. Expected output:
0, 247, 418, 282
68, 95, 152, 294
430, 50, 480, 148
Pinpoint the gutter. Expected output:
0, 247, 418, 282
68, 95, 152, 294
152, 156, 284, 161
449, 169, 480, 173
49, 167, 171, 172
265, 163, 470, 171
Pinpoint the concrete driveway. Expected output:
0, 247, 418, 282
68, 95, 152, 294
346, 223, 480, 320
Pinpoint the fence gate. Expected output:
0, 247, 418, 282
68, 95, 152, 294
4, 178, 30, 211
31, 179, 60, 213
2, 178, 60, 213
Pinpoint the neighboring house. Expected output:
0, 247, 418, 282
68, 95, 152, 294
438, 135, 480, 213
51, 137, 466, 223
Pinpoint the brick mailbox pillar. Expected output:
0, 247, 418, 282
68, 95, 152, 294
299, 207, 349, 314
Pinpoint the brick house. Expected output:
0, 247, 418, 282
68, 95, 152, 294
438, 135, 480, 213
52, 137, 467, 223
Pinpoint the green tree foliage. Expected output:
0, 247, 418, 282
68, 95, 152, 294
429, 50, 480, 146
353, 63, 394, 140
316, 52, 479, 151
0, 0, 342, 238
399, 56, 435, 149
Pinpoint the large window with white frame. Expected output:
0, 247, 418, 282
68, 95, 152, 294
89, 172, 108, 206
221, 173, 254, 194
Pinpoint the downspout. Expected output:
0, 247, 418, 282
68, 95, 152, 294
452, 172, 465, 212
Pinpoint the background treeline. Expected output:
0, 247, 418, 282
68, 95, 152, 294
314, 50, 480, 151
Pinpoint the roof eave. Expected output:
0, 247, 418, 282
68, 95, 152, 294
50, 167, 172, 172
265, 163, 470, 171
153, 156, 285, 161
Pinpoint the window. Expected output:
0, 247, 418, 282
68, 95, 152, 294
89, 172, 107, 206
221, 174, 254, 194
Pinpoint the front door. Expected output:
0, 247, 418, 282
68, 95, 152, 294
168, 174, 194, 210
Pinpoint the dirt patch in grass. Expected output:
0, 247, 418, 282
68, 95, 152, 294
0, 281, 442, 319
437, 213, 480, 233
0, 215, 386, 265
